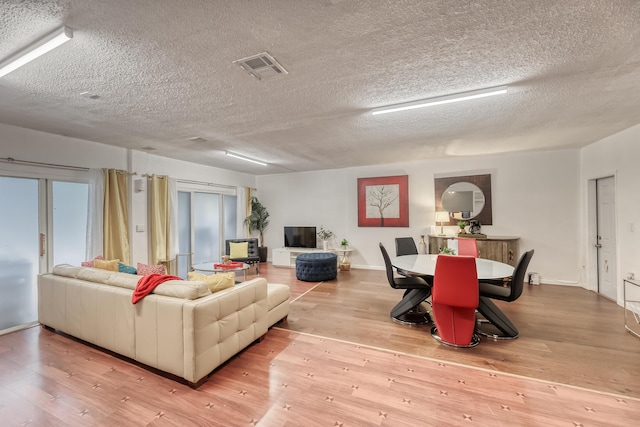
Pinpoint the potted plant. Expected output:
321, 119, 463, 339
340, 238, 349, 249
317, 226, 334, 250
457, 221, 467, 235
440, 247, 456, 255
244, 196, 270, 262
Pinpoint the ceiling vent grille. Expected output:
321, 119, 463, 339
233, 52, 288, 80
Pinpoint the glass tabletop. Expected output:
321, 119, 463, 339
391, 254, 514, 280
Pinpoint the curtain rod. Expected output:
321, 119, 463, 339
176, 178, 239, 190
0, 156, 89, 172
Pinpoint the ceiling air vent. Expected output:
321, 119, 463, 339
233, 52, 288, 81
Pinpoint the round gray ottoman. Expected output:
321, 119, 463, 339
296, 252, 338, 282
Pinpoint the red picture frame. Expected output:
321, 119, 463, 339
357, 175, 409, 227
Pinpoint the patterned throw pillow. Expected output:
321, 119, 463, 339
229, 241, 249, 258
81, 255, 105, 267
137, 262, 166, 276
188, 271, 235, 293
94, 258, 120, 271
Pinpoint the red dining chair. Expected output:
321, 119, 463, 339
430, 254, 480, 347
456, 238, 478, 257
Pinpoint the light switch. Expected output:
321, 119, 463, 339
136, 225, 145, 232
629, 223, 635, 232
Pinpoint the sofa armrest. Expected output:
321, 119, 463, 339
181, 277, 269, 383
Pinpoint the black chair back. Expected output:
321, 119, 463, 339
395, 237, 418, 256
509, 250, 535, 301
379, 243, 400, 289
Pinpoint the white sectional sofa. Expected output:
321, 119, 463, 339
37, 264, 289, 386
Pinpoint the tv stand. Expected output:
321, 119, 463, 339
272, 247, 335, 267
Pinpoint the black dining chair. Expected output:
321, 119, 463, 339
394, 237, 418, 278
476, 249, 534, 339
380, 243, 432, 324
395, 237, 418, 256
394, 237, 433, 283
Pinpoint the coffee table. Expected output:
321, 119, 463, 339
192, 262, 250, 282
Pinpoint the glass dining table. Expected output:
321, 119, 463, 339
390, 254, 514, 280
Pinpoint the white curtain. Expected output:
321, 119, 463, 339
236, 186, 249, 238
169, 177, 178, 259
85, 168, 104, 260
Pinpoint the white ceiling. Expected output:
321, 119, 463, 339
1, 0, 639, 175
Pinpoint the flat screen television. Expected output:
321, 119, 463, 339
284, 226, 317, 248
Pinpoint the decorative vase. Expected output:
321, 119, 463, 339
322, 240, 329, 251
418, 235, 427, 254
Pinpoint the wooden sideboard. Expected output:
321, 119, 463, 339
428, 235, 520, 266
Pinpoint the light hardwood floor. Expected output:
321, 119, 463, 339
1, 264, 639, 426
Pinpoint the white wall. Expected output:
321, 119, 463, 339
580, 123, 640, 304
258, 149, 581, 284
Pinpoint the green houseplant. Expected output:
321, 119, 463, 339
457, 220, 467, 235
244, 196, 270, 262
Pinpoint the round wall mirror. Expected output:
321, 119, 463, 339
441, 182, 485, 220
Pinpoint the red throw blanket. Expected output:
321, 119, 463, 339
132, 274, 183, 304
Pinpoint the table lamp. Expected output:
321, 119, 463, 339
435, 211, 450, 236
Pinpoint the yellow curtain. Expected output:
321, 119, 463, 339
150, 174, 170, 265
103, 169, 130, 262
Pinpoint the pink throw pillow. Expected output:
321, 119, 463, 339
137, 262, 166, 276
81, 255, 104, 267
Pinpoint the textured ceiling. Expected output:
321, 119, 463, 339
1, 0, 639, 174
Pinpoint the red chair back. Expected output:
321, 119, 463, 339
456, 238, 478, 257
432, 255, 479, 346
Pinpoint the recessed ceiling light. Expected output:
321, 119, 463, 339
80, 91, 99, 99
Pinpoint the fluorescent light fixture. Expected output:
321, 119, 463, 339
225, 151, 268, 166
371, 85, 508, 116
0, 26, 73, 78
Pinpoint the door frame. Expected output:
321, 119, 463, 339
586, 174, 619, 303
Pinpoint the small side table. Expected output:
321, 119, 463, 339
192, 262, 249, 282
623, 278, 640, 339
337, 247, 354, 271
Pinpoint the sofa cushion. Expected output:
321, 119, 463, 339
52, 264, 83, 278
267, 283, 290, 311
77, 267, 114, 283
94, 258, 120, 271
187, 271, 235, 293
229, 241, 249, 258
137, 262, 166, 275
153, 280, 211, 299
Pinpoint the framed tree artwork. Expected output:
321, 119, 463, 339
357, 175, 409, 227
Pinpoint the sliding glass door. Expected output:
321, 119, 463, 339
0, 177, 40, 330
0, 176, 88, 332
177, 189, 237, 278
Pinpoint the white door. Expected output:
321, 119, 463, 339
596, 176, 617, 300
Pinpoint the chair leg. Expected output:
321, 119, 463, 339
430, 326, 480, 348
390, 288, 432, 325
476, 296, 519, 339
